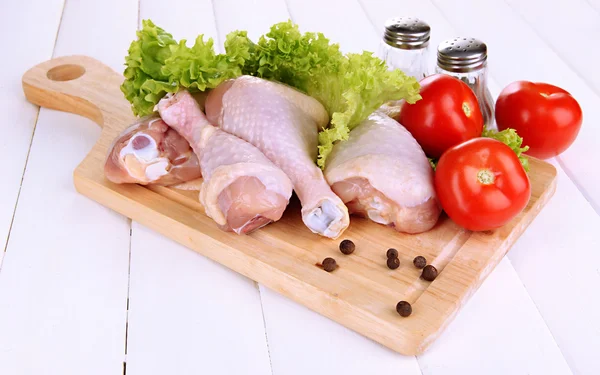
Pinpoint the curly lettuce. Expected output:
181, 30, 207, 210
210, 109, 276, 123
482, 127, 530, 172
121, 20, 421, 167
121, 20, 246, 116
121, 20, 178, 116
220, 21, 421, 167
427, 127, 530, 172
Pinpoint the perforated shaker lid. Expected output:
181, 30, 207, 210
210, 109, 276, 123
383, 17, 431, 49
437, 37, 488, 72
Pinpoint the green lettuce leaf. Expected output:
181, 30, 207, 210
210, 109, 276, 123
428, 158, 437, 170
225, 21, 421, 167
315, 52, 421, 167
121, 20, 178, 116
482, 127, 530, 172
121, 20, 421, 167
121, 20, 246, 116
427, 128, 530, 172
162, 36, 243, 91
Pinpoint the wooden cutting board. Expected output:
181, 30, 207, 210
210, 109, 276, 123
22, 55, 558, 355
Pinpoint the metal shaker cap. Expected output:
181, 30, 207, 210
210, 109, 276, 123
383, 17, 431, 50
437, 37, 487, 72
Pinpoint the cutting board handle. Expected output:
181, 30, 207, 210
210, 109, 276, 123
22, 55, 131, 129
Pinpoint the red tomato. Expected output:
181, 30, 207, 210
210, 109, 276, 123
397, 74, 484, 159
495, 81, 582, 159
434, 138, 531, 231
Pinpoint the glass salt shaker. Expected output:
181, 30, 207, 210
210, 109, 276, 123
436, 37, 495, 128
378, 17, 432, 80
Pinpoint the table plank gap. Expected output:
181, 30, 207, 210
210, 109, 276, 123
1, 107, 41, 263
0, 1, 137, 374
424, 0, 600, 372
355, 0, 382, 36
4, 1, 598, 374
359, 0, 599, 373
554, 157, 599, 216
257, 284, 275, 375
586, 0, 600, 13
358, 1, 576, 374
1, 0, 66, 268
211, 0, 422, 373
1, 1, 71, 270
501, 0, 600, 96
508, 163, 600, 375
0, 0, 65, 271
416, 259, 572, 375
122, 2, 272, 374
431, 0, 600, 215
122, 0, 140, 367
497, 0, 600, 217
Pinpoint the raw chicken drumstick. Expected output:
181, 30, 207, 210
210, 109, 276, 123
205, 76, 350, 239
104, 115, 202, 186
158, 90, 293, 234
324, 112, 441, 234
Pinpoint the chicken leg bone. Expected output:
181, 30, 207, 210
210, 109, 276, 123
158, 90, 293, 234
104, 115, 201, 186
205, 76, 350, 239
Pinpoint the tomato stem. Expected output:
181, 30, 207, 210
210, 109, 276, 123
477, 169, 495, 185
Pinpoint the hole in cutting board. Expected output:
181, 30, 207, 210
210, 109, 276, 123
47, 64, 86, 81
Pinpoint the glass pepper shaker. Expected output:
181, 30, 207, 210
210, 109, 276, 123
378, 17, 432, 80
436, 37, 495, 128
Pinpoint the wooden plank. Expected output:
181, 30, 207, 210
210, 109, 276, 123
123, 1, 272, 374
355, 0, 454, 76
214, 2, 414, 372
0, 1, 136, 374
358, 0, 576, 372
259, 286, 422, 375
430, 0, 600, 214
423, 1, 600, 372
361, 0, 598, 372
288, 0, 379, 54
237, 1, 416, 370
0, 0, 63, 264
212, 0, 290, 42
218, 1, 421, 371
261, 260, 574, 375
499, 0, 600, 215
0, 111, 129, 375
503, 0, 600, 94
587, 0, 600, 13
418, 258, 572, 375
52, 0, 137, 72
125, 223, 273, 375
508, 163, 600, 375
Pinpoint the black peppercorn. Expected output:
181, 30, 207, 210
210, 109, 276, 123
322, 257, 337, 272
386, 248, 399, 259
421, 265, 438, 281
413, 256, 427, 269
396, 301, 412, 317
339, 239, 355, 255
387, 257, 400, 270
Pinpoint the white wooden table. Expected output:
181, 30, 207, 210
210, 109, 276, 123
1, 0, 599, 374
